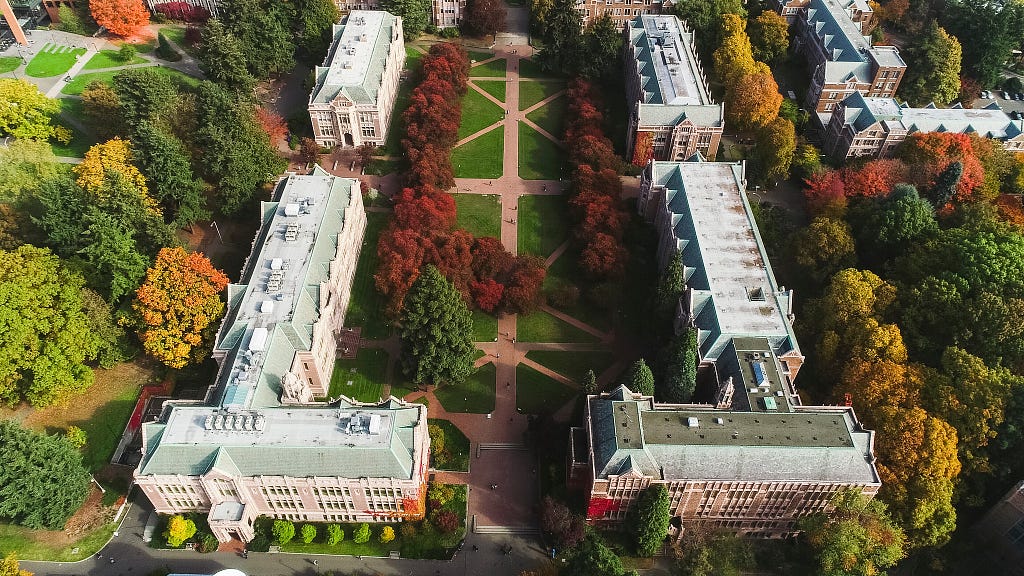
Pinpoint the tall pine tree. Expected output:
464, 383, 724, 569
400, 265, 476, 386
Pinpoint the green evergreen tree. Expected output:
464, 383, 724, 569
325, 523, 344, 545
929, 161, 962, 208
582, 369, 598, 394
381, 0, 431, 38
300, 523, 317, 543
658, 329, 697, 403
219, 0, 297, 78
131, 122, 210, 228
0, 419, 91, 529
353, 523, 371, 544
564, 532, 624, 576
631, 484, 670, 557
620, 359, 655, 396
400, 265, 476, 386
653, 251, 684, 338
295, 0, 340, 64
196, 19, 256, 94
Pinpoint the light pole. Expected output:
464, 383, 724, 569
211, 220, 225, 244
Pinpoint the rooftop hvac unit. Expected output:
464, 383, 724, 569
284, 203, 301, 217
686, 417, 699, 428
254, 414, 267, 431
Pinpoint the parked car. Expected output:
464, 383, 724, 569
1012, 111, 1023, 120
981, 90, 992, 99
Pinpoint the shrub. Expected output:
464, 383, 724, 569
118, 43, 137, 62
248, 535, 270, 552
325, 523, 344, 545
433, 509, 461, 534
300, 523, 317, 544
427, 483, 457, 507
428, 423, 446, 454
164, 515, 197, 547
64, 426, 87, 449
400, 523, 417, 538
272, 519, 295, 545
197, 532, 218, 553
379, 525, 396, 543
353, 523, 371, 544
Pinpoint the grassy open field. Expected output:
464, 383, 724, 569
457, 88, 504, 140
519, 122, 564, 180
25, 44, 86, 77
328, 348, 389, 402
516, 364, 576, 414
454, 193, 501, 238
517, 194, 569, 258
435, 362, 496, 413
344, 211, 392, 339
452, 126, 504, 179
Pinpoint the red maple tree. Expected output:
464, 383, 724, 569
255, 108, 287, 145
470, 278, 504, 312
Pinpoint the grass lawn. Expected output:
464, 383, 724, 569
381, 51, 422, 156
429, 418, 470, 471
406, 45, 425, 69
472, 309, 498, 342
519, 80, 564, 110
519, 122, 564, 180
473, 79, 506, 102
50, 99, 100, 157
454, 193, 500, 238
345, 211, 392, 339
160, 26, 198, 55
543, 252, 613, 332
61, 65, 199, 95
458, 88, 504, 140
469, 58, 506, 78
25, 44, 86, 78
525, 350, 616, 382
0, 521, 117, 562
328, 348, 388, 402
0, 56, 20, 73
365, 158, 401, 175
452, 126, 503, 179
526, 94, 566, 137
516, 364, 576, 414
82, 49, 147, 70
518, 309, 599, 343
517, 194, 569, 258
435, 362, 496, 413
518, 58, 560, 79
280, 524, 397, 556
467, 50, 494, 63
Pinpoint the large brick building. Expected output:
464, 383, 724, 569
134, 167, 431, 543
577, 0, 667, 28
775, 0, 905, 129
309, 11, 405, 149
625, 15, 724, 164
823, 93, 1024, 160
568, 159, 881, 537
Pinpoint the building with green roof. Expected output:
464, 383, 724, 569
309, 11, 405, 148
134, 167, 430, 544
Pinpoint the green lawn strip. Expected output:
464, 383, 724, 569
0, 56, 20, 73
525, 94, 566, 137
406, 45, 425, 68
471, 309, 498, 342
469, 58, 506, 78
467, 50, 494, 63
328, 348, 389, 402
0, 521, 117, 561
473, 79, 506, 103
517, 309, 599, 343
50, 98, 99, 158
457, 88, 504, 140
429, 418, 470, 472
435, 362, 495, 413
525, 350, 615, 383
77, 382, 144, 472
160, 26, 198, 55
518, 80, 564, 111
452, 126, 503, 179
454, 193, 501, 238
382, 56, 420, 157
82, 49, 147, 70
518, 122, 564, 180
25, 44, 87, 77
345, 211, 392, 339
517, 194, 569, 258
518, 58, 560, 79
516, 363, 576, 414
542, 253, 613, 332
62, 66, 199, 95
366, 158, 401, 176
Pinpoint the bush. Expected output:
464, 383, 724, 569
56, 5, 86, 34
248, 535, 270, 552
428, 423, 446, 454
432, 509, 461, 534
164, 515, 197, 547
427, 483, 457, 507
272, 519, 295, 545
118, 43, 137, 62
400, 523, 417, 538
379, 525, 396, 543
440, 27, 461, 38
197, 532, 219, 553
64, 426, 87, 449
300, 523, 317, 544
353, 523, 371, 544
325, 523, 344, 545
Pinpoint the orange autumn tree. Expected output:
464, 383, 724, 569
90, 0, 149, 38
132, 247, 229, 369
631, 131, 654, 167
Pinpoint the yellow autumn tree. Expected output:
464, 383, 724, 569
0, 554, 32, 576
726, 64, 783, 130
712, 14, 756, 86
74, 138, 159, 213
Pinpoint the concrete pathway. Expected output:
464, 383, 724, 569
43, 47, 96, 97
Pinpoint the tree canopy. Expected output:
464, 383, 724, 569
799, 490, 906, 576
0, 79, 65, 142
0, 419, 91, 529
382, 0, 431, 38
899, 22, 962, 106
399, 265, 476, 386
631, 484, 671, 556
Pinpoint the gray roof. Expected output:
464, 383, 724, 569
647, 160, 800, 361
841, 92, 1024, 140
138, 400, 424, 479
311, 11, 400, 105
627, 15, 724, 129
589, 387, 879, 484
214, 165, 359, 411
805, 0, 904, 83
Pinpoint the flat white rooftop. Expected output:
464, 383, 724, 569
323, 11, 385, 90
639, 15, 709, 105
161, 406, 397, 449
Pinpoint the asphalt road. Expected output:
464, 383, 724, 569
23, 497, 550, 576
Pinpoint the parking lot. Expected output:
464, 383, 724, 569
976, 91, 1024, 119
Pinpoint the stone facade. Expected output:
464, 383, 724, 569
309, 11, 405, 148
625, 15, 724, 163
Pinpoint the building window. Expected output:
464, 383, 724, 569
361, 126, 376, 138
